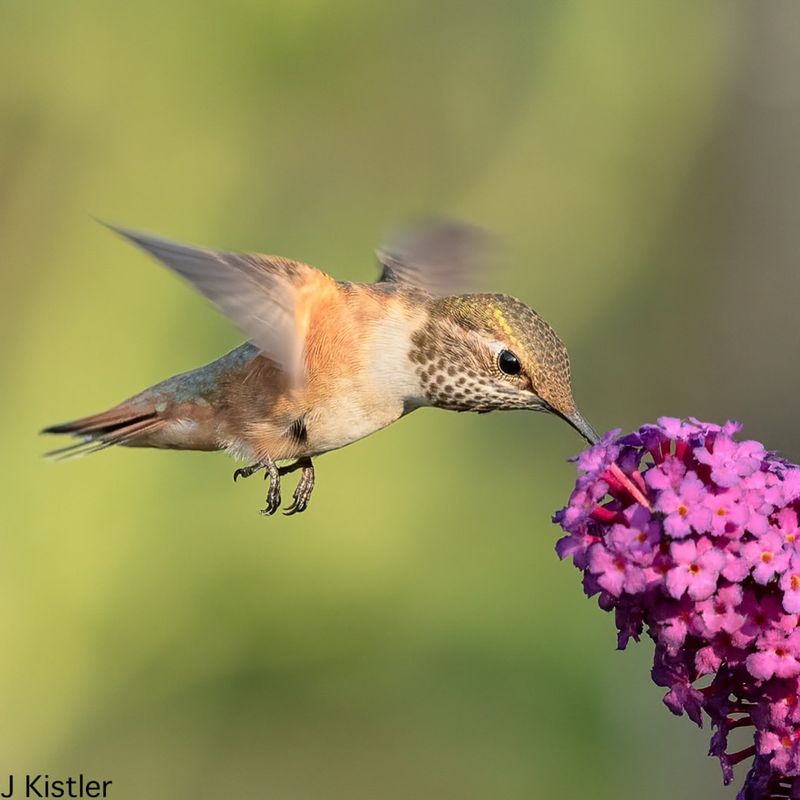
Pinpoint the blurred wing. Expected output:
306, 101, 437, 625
375, 219, 494, 296
104, 224, 310, 386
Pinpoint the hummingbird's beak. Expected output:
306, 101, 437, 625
559, 408, 600, 446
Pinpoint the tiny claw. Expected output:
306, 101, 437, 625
261, 474, 282, 516
283, 461, 315, 515
283, 492, 310, 515
261, 485, 281, 515
234, 462, 266, 482
283, 500, 302, 516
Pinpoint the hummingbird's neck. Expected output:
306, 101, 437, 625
335, 287, 433, 422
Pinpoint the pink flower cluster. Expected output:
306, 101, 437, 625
554, 418, 800, 800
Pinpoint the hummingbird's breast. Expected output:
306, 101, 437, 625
296, 285, 429, 455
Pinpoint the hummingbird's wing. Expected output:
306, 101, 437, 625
104, 224, 313, 387
375, 220, 494, 296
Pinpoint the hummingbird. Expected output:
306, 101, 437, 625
42, 221, 599, 515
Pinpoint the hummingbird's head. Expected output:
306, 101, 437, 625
410, 293, 599, 444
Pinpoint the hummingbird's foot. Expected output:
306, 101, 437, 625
260, 458, 282, 516
234, 457, 314, 516
283, 458, 315, 515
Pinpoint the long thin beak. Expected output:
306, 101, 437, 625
560, 408, 600, 445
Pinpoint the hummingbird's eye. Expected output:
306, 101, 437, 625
498, 349, 521, 376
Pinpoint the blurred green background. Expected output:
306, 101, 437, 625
2, 1, 799, 798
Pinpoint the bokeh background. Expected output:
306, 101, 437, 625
2, 2, 800, 798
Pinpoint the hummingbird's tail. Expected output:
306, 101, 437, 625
41, 344, 262, 459
41, 405, 167, 460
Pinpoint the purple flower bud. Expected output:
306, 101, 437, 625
555, 418, 800, 800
